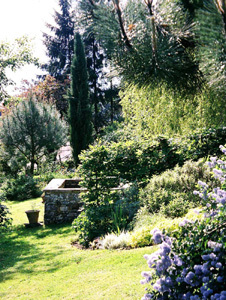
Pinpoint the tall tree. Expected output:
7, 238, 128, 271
68, 33, 93, 166
43, 0, 74, 80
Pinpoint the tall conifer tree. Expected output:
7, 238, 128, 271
69, 33, 93, 166
43, 0, 74, 80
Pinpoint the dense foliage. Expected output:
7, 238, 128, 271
72, 180, 139, 247
1, 175, 41, 201
141, 159, 215, 217
121, 85, 226, 137
0, 198, 11, 229
78, 127, 226, 186
0, 98, 67, 175
141, 146, 226, 299
78, 137, 180, 185
174, 127, 226, 161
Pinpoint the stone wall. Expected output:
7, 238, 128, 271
43, 179, 86, 225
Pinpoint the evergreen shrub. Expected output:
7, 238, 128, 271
0, 195, 11, 229
140, 159, 215, 217
2, 175, 41, 201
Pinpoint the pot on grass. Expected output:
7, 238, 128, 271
25, 210, 40, 224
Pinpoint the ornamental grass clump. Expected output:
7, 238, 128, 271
101, 231, 130, 250
141, 145, 226, 300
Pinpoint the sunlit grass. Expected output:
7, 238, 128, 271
6, 197, 44, 226
0, 199, 156, 300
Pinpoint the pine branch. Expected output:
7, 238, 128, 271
144, 0, 154, 16
215, 0, 226, 32
112, 0, 132, 49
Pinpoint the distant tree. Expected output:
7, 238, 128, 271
43, 0, 75, 80
16, 76, 70, 118
68, 33, 93, 166
0, 98, 67, 175
0, 36, 37, 101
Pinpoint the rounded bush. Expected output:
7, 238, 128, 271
2, 175, 41, 201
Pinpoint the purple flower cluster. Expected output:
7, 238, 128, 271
209, 188, 226, 206
141, 146, 226, 300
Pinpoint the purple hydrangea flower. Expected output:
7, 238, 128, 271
141, 293, 153, 300
140, 271, 152, 284
184, 271, 195, 285
159, 242, 171, 255
194, 265, 203, 275
173, 255, 183, 266
219, 145, 226, 154
215, 262, 222, 269
208, 241, 223, 252
202, 254, 210, 261
151, 228, 163, 244
217, 276, 224, 283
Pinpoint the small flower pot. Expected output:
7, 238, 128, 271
25, 210, 40, 224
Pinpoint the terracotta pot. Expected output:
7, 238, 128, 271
25, 210, 40, 224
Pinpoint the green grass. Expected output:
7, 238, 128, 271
0, 199, 156, 300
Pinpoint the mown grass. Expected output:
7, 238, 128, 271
0, 198, 156, 300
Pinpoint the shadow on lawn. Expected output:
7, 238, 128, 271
0, 223, 77, 282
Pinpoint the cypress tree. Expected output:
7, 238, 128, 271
69, 33, 93, 166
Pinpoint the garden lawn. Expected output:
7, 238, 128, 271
0, 198, 156, 300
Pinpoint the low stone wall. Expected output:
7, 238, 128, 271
43, 179, 86, 225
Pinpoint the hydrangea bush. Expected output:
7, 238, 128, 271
141, 146, 226, 299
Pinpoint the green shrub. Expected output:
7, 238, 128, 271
160, 194, 190, 218
72, 183, 140, 247
140, 159, 215, 216
174, 127, 226, 161
128, 208, 202, 249
129, 226, 153, 248
2, 175, 41, 201
0, 195, 12, 229
79, 137, 181, 186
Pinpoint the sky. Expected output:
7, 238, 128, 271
0, 0, 59, 94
